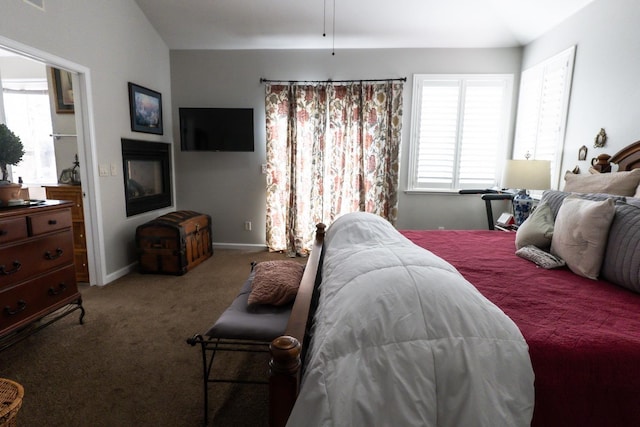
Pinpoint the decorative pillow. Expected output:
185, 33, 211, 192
550, 197, 616, 279
516, 245, 566, 269
247, 260, 304, 308
563, 169, 640, 196
515, 202, 554, 250
600, 201, 640, 293
540, 190, 625, 220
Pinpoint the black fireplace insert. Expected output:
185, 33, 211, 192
121, 138, 172, 217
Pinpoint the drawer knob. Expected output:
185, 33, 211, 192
4, 300, 27, 316
48, 219, 58, 225
0, 229, 7, 236
48, 283, 67, 296
44, 248, 64, 260
0, 260, 22, 275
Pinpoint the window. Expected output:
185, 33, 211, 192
512, 46, 576, 188
408, 74, 513, 191
2, 79, 57, 184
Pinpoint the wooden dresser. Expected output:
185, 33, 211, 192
43, 185, 89, 282
0, 201, 84, 346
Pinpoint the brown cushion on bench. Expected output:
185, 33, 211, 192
248, 260, 305, 308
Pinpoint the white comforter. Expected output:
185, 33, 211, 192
287, 212, 534, 427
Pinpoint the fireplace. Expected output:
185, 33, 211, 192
121, 138, 172, 217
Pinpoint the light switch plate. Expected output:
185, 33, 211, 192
99, 164, 109, 177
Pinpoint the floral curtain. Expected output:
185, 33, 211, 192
265, 81, 403, 255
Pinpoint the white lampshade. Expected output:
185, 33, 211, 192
502, 159, 551, 190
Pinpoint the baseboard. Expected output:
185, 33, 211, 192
102, 262, 137, 286
213, 242, 268, 251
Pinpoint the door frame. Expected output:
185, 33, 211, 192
0, 35, 105, 285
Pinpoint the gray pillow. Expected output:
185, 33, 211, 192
601, 201, 640, 293
626, 197, 640, 208
540, 190, 625, 220
515, 202, 554, 250
516, 245, 566, 269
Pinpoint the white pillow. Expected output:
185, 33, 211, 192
550, 196, 615, 279
515, 202, 554, 250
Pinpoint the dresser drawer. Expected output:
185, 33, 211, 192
0, 264, 78, 336
0, 217, 28, 244
28, 208, 72, 236
0, 231, 74, 288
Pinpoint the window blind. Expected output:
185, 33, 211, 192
409, 75, 513, 190
513, 46, 576, 187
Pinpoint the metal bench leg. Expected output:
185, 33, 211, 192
188, 334, 219, 426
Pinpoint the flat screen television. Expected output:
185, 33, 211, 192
179, 107, 255, 152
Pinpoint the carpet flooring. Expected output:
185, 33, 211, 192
0, 249, 304, 427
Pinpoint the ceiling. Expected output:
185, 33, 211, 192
134, 0, 595, 50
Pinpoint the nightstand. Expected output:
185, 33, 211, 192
480, 193, 514, 230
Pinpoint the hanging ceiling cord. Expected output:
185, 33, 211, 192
332, 0, 336, 56
323, 0, 336, 55
323, 0, 326, 37
260, 77, 406, 84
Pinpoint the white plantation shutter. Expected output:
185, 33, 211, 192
414, 82, 459, 186
409, 75, 513, 190
513, 46, 576, 187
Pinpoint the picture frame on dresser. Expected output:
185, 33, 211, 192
51, 67, 74, 114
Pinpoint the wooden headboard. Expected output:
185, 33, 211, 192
611, 140, 640, 171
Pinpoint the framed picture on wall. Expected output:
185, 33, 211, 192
128, 82, 163, 135
51, 67, 74, 114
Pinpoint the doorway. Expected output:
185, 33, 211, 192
0, 41, 100, 285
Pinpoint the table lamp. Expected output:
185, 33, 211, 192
501, 159, 551, 225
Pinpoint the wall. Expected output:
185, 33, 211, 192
0, 0, 172, 284
522, 0, 640, 180
170, 48, 522, 246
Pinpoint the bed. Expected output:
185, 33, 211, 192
267, 140, 640, 427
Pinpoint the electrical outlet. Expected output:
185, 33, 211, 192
244, 221, 252, 231
261, 164, 268, 174
110, 163, 118, 176
99, 164, 109, 177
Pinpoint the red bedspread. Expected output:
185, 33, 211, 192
401, 229, 640, 427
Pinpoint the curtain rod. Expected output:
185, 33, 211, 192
260, 77, 406, 84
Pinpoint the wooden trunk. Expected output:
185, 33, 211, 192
136, 211, 213, 275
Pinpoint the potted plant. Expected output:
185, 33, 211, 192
0, 124, 24, 182
0, 124, 25, 205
